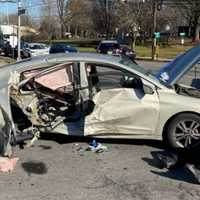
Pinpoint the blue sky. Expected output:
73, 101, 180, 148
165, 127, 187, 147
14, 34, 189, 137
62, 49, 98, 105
0, 0, 59, 22
0, 2, 17, 15
0, 0, 40, 17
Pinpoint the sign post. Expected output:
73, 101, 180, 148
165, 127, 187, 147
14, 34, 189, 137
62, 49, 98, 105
153, 32, 160, 60
179, 32, 185, 46
17, 0, 25, 61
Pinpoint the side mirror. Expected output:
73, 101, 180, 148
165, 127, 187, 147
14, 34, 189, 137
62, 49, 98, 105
143, 84, 154, 95
120, 76, 143, 90
120, 76, 154, 94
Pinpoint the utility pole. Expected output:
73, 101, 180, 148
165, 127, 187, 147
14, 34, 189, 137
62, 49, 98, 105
152, 0, 157, 60
17, 0, 21, 61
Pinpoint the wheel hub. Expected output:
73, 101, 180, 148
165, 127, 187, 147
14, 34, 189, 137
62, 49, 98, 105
175, 120, 200, 148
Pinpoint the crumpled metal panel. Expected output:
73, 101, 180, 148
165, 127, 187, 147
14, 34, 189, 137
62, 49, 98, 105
85, 88, 159, 136
0, 106, 12, 157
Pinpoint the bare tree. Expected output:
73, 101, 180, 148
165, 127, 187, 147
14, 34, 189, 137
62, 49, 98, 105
167, 0, 200, 41
91, 0, 119, 39
118, 1, 152, 49
39, 0, 60, 40
57, 0, 66, 38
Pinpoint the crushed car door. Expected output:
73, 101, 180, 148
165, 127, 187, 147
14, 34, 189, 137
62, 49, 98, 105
84, 63, 160, 137
0, 106, 12, 157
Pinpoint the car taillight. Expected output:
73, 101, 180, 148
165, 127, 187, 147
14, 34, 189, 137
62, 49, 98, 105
116, 49, 122, 54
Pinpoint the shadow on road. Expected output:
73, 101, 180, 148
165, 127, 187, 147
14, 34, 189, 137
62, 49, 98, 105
21, 161, 48, 176
40, 132, 165, 149
143, 147, 200, 184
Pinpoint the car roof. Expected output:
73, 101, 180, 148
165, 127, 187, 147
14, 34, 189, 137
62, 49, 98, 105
51, 43, 68, 46
0, 52, 165, 89
101, 40, 118, 44
46, 52, 122, 63
6, 53, 122, 70
29, 43, 44, 46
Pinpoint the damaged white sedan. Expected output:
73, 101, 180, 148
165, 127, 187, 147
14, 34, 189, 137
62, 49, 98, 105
1, 46, 200, 156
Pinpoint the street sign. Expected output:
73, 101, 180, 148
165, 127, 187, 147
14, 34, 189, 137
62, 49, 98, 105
18, 8, 26, 16
180, 32, 186, 37
155, 32, 160, 39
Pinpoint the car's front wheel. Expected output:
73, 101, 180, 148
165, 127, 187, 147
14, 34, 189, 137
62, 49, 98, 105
165, 113, 200, 149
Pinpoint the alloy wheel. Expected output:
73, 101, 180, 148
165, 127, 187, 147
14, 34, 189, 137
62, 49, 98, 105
174, 120, 200, 148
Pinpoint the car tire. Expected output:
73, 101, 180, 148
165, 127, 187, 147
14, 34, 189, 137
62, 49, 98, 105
164, 113, 200, 149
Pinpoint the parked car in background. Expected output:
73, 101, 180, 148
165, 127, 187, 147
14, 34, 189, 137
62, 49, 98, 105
0, 40, 6, 54
27, 43, 49, 57
3, 41, 30, 59
49, 43, 78, 54
97, 40, 136, 60
121, 45, 136, 61
96, 40, 121, 55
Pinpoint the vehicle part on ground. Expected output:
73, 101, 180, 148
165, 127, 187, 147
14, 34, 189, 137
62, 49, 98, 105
0, 157, 19, 173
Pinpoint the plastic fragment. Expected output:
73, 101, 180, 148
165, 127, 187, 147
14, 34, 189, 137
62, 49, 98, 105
185, 164, 200, 183
157, 152, 178, 169
88, 140, 108, 153
75, 140, 108, 155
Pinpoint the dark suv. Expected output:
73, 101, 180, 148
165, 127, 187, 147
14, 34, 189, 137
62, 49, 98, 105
97, 40, 136, 61
97, 40, 121, 55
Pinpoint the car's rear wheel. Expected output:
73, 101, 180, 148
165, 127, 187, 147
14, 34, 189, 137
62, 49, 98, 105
165, 113, 200, 149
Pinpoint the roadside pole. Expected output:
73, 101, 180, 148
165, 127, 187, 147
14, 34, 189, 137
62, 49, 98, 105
151, 0, 157, 60
17, 0, 21, 61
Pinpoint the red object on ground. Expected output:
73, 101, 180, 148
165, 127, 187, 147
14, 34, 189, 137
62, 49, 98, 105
0, 157, 19, 173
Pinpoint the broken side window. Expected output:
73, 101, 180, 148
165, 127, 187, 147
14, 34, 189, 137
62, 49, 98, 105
85, 63, 136, 91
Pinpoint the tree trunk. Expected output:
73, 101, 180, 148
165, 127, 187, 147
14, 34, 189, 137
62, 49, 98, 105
194, 25, 200, 42
131, 35, 136, 51
75, 26, 78, 38
60, 23, 65, 39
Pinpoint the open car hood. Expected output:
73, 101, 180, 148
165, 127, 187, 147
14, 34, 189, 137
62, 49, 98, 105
156, 44, 200, 86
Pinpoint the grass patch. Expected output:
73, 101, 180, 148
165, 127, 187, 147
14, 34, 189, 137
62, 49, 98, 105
77, 47, 96, 52
77, 44, 194, 59
39, 39, 196, 59
135, 44, 194, 59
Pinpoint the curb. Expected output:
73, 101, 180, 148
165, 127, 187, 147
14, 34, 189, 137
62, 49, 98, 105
136, 57, 172, 62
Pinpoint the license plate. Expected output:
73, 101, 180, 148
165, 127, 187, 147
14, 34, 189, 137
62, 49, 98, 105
107, 51, 112, 55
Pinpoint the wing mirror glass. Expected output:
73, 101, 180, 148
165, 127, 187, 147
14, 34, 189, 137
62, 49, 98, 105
120, 76, 154, 94
143, 84, 154, 94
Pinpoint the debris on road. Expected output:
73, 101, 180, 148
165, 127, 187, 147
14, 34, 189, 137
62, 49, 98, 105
157, 152, 178, 169
87, 140, 108, 153
154, 149, 200, 184
0, 157, 19, 173
185, 164, 200, 184
75, 140, 108, 155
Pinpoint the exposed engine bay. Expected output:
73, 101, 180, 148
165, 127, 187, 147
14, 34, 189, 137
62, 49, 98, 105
174, 84, 200, 99
174, 65, 200, 98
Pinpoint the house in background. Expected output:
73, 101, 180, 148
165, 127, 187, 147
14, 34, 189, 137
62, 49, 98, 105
0, 25, 37, 48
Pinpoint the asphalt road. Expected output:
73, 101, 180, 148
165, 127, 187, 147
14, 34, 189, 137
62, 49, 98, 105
1, 60, 200, 200
138, 60, 166, 72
